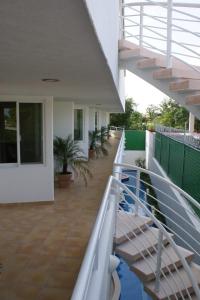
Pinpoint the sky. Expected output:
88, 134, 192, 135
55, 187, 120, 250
125, 71, 167, 113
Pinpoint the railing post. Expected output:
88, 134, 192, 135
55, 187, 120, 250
120, 0, 125, 40
166, 0, 173, 68
135, 170, 140, 215
155, 230, 163, 292
139, 5, 144, 48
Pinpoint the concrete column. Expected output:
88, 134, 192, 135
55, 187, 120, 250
189, 112, 195, 133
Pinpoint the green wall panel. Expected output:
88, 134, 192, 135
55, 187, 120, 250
168, 139, 184, 187
125, 130, 145, 150
154, 133, 200, 215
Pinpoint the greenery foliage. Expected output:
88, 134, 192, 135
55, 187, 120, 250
110, 97, 200, 131
54, 135, 92, 185
110, 98, 145, 130
89, 127, 110, 158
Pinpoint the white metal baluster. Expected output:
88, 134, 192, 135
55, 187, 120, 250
167, 0, 173, 68
135, 169, 140, 215
155, 230, 163, 292
139, 5, 144, 48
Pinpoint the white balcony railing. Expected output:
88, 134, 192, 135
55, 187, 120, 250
71, 130, 200, 300
121, 1, 200, 70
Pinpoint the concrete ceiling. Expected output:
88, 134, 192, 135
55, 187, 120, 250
0, 1, 122, 112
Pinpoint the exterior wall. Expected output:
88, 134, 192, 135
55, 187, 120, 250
54, 101, 89, 158
74, 104, 89, 157
123, 151, 145, 165
89, 107, 96, 131
85, 0, 119, 88
53, 101, 74, 139
146, 130, 155, 169
0, 96, 54, 203
146, 131, 200, 261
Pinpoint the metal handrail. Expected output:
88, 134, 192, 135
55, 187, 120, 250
71, 176, 114, 300
121, 0, 200, 69
72, 133, 200, 300
114, 163, 200, 212
113, 176, 200, 299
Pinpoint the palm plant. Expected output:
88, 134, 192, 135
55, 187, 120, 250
54, 135, 92, 186
89, 130, 101, 158
100, 127, 110, 156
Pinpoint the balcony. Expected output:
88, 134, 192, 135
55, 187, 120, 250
0, 137, 120, 300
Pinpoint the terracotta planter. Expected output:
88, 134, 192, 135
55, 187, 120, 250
57, 172, 72, 188
89, 149, 96, 160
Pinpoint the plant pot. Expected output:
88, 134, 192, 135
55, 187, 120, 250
57, 172, 72, 188
89, 149, 96, 160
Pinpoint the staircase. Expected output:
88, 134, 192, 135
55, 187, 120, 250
113, 164, 200, 300
119, 0, 200, 120
119, 40, 200, 120
115, 211, 200, 300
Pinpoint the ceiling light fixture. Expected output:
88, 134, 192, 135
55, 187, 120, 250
41, 78, 60, 83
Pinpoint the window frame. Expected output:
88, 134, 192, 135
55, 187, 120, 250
0, 99, 45, 167
74, 107, 84, 142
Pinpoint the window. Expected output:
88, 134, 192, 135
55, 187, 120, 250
0, 102, 17, 163
20, 103, 43, 163
0, 101, 43, 164
95, 111, 99, 131
74, 109, 83, 141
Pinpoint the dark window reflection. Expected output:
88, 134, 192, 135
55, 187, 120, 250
20, 103, 43, 163
0, 102, 17, 163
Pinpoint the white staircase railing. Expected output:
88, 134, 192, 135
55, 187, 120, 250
121, 0, 200, 69
72, 133, 200, 300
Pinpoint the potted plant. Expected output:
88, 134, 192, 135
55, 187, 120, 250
100, 126, 110, 156
147, 123, 155, 132
54, 135, 92, 188
88, 130, 101, 159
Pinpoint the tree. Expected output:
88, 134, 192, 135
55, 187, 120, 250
110, 98, 144, 129
145, 104, 160, 122
110, 98, 136, 129
155, 98, 189, 128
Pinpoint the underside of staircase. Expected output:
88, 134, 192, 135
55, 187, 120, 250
114, 210, 200, 300
119, 40, 200, 120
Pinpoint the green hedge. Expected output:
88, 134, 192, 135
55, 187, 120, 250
125, 130, 146, 150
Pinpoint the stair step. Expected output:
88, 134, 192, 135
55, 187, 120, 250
119, 39, 138, 51
115, 227, 173, 263
145, 263, 200, 300
114, 211, 153, 245
119, 49, 142, 60
153, 68, 200, 80
137, 58, 166, 69
186, 94, 200, 105
169, 79, 200, 92
131, 245, 194, 282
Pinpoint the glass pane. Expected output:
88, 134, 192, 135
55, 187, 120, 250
74, 109, 83, 140
95, 111, 98, 130
0, 102, 17, 163
19, 103, 43, 163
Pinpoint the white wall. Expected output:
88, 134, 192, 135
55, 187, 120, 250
85, 0, 119, 88
53, 101, 74, 138
74, 104, 89, 157
54, 101, 89, 158
146, 130, 155, 169
123, 151, 146, 165
89, 107, 96, 131
0, 96, 54, 203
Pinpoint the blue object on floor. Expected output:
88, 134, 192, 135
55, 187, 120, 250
117, 257, 152, 300
120, 169, 147, 214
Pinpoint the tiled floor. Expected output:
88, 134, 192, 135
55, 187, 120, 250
0, 137, 119, 300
